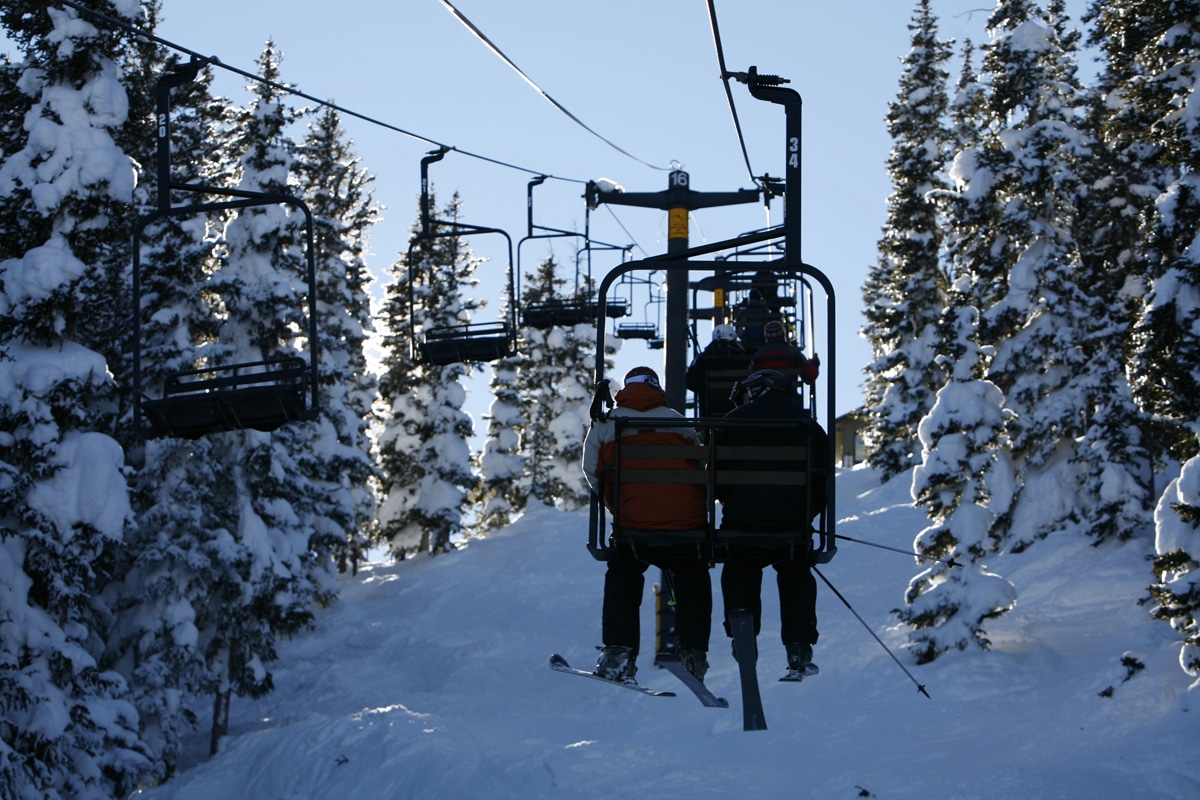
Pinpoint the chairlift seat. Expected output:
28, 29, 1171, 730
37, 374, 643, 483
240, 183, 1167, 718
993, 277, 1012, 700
421, 322, 514, 366
523, 302, 591, 329
616, 322, 658, 339
141, 357, 312, 439
695, 363, 751, 419
598, 298, 631, 319
588, 419, 835, 565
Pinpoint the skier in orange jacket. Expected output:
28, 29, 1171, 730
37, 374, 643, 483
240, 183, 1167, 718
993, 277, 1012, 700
582, 367, 713, 684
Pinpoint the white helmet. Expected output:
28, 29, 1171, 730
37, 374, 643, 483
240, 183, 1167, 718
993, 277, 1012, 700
712, 324, 738, 342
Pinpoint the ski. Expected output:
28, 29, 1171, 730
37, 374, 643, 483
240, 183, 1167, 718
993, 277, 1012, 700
549, 654, 676, 697
728, 609, 767, 731
655, 653, 729, 708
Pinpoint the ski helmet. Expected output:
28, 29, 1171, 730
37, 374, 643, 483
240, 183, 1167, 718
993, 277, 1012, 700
623, 366, 662, 391
712, 324, 738, 342
730, 369, 791, 406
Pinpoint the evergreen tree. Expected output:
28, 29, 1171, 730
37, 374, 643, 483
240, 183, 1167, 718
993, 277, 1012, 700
1071, 2, 1163, 543
0, 49, 24, 179
936, 40, 1004, 324
1095, 1, 1200, 465
517, 257, 598, 510
200, 41, 331, 753
292, 106, 381, 572
1150, 439, 1200, 675
1087, 0, 1200, 671
376, 191, 480, 555
0, 2, 151, 795
982, 0, 1126, 543
111, 56, 239, 779
862, 0, 954, 480
374, 232, 424, 556
923, 37, 1023, 547
471, 353, 529, 533
902, 284, 1018, 663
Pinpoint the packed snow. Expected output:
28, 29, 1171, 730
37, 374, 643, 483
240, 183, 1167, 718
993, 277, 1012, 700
135, 465, 1198, 799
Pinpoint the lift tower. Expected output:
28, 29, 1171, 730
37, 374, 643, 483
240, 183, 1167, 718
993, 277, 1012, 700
587, 171, 759, 411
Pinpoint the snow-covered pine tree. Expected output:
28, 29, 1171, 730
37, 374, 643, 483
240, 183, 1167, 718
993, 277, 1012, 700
922, 36, 1019, 534
292, 106, 381, 573
1095, 1, 1200, 467
1150, 442, 1200, 675
980, 1, 1143, 544
517, 256, 606, 510
374, 231, 424, 555
472, 350, 529, 533
902, 282, 1018, 663
0, 55, 25, 188
935, 39, 1003, 329
376, 191, 480, 555
862, 0, 953, 480
200, 41, 332, 753
0, 2, 152, 795
1050, 0, 1155, 544
1087, 0, 1200, 671
110, 54, 240, 780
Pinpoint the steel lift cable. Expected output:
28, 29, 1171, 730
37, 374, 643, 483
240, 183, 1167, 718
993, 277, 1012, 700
439, 0, 671, 172
706, 0, 757, 185
58, 0, 591, 186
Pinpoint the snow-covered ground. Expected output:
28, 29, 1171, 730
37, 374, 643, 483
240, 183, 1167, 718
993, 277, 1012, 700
136, 466, 1199, 799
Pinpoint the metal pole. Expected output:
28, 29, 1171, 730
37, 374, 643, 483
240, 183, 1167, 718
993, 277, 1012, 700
813, 567, 931, 698
664, 170, 691, 412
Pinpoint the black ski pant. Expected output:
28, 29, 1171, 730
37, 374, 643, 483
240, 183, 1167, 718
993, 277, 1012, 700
720, 553, 818, 648
602, 546, 712, 658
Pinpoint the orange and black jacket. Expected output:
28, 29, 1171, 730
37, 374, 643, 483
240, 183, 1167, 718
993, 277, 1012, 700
582, 383, 707, 531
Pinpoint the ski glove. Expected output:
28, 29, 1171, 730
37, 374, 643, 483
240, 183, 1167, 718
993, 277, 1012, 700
589, 379, 613, 421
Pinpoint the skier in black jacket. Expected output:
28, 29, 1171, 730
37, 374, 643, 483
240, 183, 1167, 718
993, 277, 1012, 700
685, 324, 751, 418
715, 369, 830, 680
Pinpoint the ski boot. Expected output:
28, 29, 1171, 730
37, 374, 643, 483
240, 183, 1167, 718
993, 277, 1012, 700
594, 645, 637, 683
676, 647, 709, 684
782, 642, 819, 682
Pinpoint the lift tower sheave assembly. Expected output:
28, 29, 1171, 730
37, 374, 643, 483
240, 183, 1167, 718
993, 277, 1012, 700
588, 171, 759, 412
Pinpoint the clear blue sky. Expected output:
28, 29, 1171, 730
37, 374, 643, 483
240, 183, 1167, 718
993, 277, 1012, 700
143, 1, 1093, 419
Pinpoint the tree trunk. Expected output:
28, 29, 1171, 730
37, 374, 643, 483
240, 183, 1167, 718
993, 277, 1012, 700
210, 687, 232, 756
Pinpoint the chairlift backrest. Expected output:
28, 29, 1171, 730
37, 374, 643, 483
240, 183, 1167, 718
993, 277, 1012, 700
590, 416, 835, 564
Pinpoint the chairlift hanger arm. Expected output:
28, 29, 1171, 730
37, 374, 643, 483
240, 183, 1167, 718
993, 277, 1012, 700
592, 186, 760, 212
523, 175, 582, 240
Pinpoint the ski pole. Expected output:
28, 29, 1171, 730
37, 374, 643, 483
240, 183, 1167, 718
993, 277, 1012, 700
812, 566, 930, 699
834, 533, 960, 568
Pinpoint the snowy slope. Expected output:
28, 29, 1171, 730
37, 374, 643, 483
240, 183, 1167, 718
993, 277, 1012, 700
135, 466, 1199, 799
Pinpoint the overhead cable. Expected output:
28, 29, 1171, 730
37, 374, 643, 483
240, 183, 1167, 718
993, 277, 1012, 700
705, 0, 757, 185
438, 0, 670, 172
56, 0, 589, 185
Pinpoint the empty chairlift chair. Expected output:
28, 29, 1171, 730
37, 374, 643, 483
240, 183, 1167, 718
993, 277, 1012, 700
132, 65, 318, 439
132, 194, 320, 439
410, 148, 517, 367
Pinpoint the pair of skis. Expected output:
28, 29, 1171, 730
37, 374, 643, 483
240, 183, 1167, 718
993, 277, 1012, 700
551, 610, 796, 731
549, 653, 729, 708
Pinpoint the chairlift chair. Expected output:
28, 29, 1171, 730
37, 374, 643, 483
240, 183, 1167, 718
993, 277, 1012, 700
132, 66, 319, 439
517, 177, 634, 330
615, 322, 658, 340
410, 148, 517, 366
587, 253, 837, 568
517, 176, 589, 330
